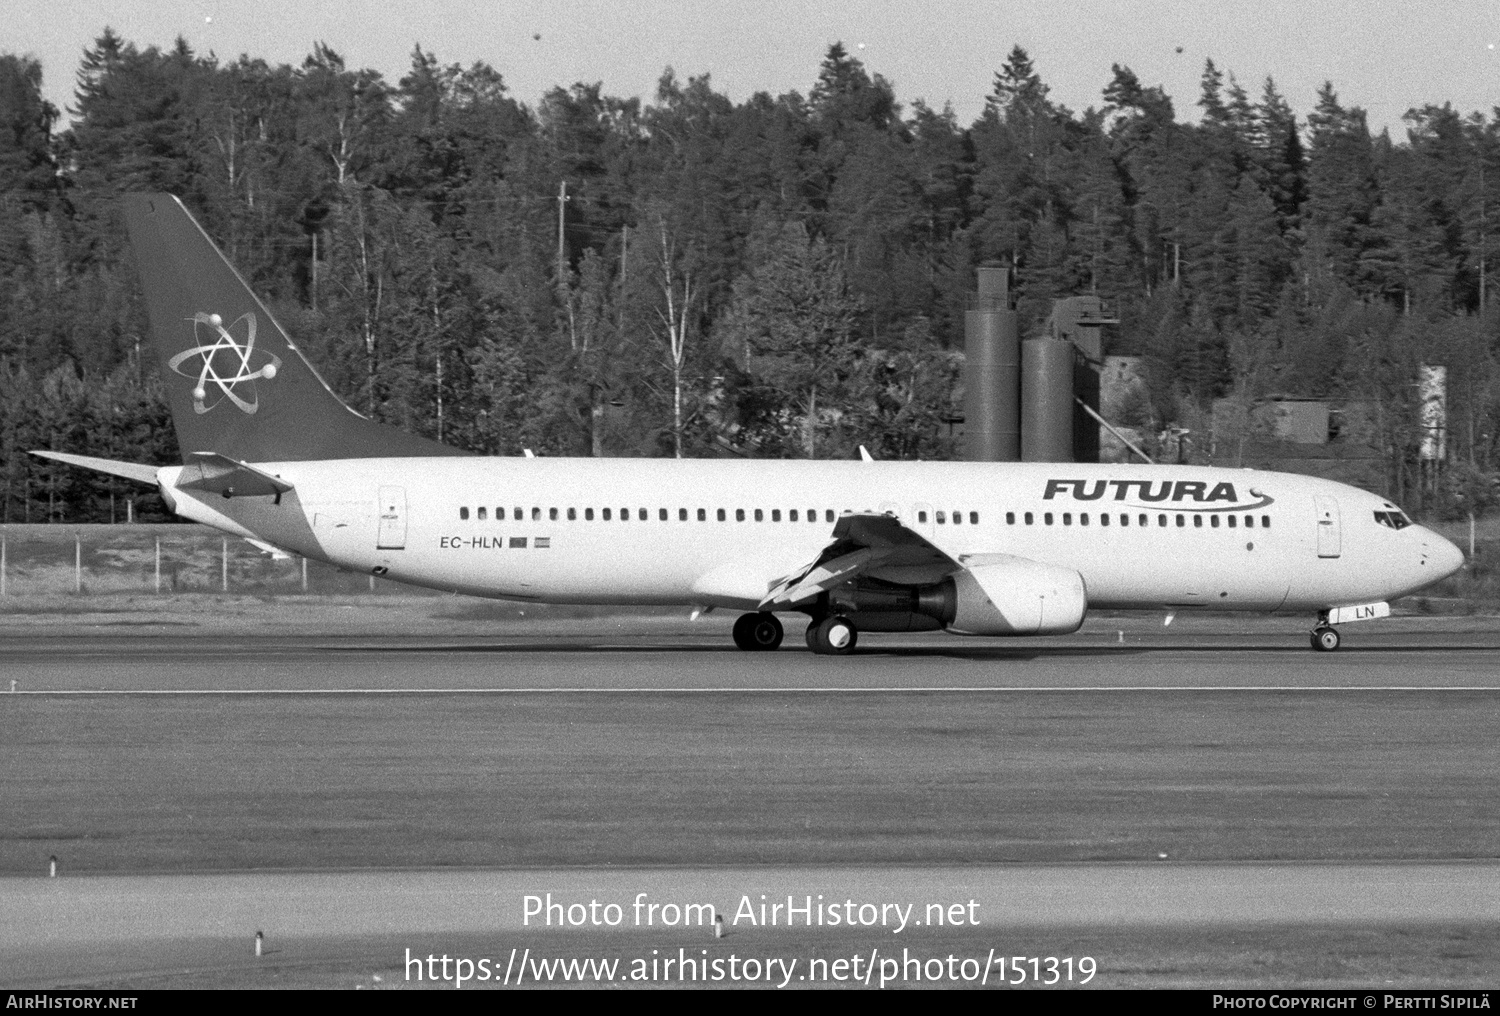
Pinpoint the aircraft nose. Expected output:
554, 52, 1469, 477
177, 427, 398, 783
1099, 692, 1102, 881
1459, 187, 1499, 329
1426, 532, 1465, 580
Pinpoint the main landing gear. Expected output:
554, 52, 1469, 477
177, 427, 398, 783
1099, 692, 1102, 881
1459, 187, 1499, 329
806, 615, 857, 656
732, 611, 784, 651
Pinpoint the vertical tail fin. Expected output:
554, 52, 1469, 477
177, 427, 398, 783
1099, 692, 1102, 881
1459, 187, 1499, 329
123, 193, 468, 462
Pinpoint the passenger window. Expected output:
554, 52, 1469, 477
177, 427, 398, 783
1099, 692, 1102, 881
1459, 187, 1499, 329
772, 509, 781, 522
1137, 514, 1145, 527
1044, 513, 1054, 525
549, 508, 558, 521
717, 509, 726, 521
1176, 515, 1185, 527
1006, 511, 1015, 525
1024, 512, 1034, 525
970, 512, 979, 524
496, 508, 504, 521
1081, 513, 1089, 526
567, 507, 576, 521
918, 511, 928, 523
789, 509, 799, 522
952, 511, 962, 526
620, 508, 630, 522
679, 508, 688, 521
513, 507, 522, 520
754, 509, 763, 522
825, 510, 834, 523
477, 507, 487, 520
1158, 515, 1167, 527
1099, 514, 1107, 527
936, 511, 946, 524
808, 508, 817, 523
1062, 513, 1072, 526
659, 508, 667, 521
1245, 515, 1254, 528
585, 508, 594, 521
460, 507, 469, 520
531, 507, 541, 521
639, 508, 647, 521
1193, 515, 1203, 528
697, 508, 706, 521
1210, 515, 1220, 528
1262, 515, 1271, 528
603, 508, 612, 521
1120, 514, 1128, 527
736, 508, 745, 522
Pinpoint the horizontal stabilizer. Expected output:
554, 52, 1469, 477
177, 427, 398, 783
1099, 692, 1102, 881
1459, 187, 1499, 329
29, 451, 160, 485
176, 452, 294, 499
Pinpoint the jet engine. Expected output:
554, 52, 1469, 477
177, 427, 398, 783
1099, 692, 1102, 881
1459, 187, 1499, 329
831, 556, 1087, 636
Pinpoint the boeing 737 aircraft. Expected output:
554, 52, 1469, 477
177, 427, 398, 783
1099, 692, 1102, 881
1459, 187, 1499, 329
34, 194, 1466, 654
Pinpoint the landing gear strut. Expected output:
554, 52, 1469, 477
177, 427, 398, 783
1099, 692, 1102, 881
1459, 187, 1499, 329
807, 615, 858, 655
1310, 624, 1341, 652
732, 611, 784, 651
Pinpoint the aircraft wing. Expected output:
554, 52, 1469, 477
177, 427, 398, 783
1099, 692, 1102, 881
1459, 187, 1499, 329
759, 512, 957, 609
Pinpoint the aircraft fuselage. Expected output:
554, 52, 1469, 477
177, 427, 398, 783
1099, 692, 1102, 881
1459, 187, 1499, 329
158, 457, 1461, 617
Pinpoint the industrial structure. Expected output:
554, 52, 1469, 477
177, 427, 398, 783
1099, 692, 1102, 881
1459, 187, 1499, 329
961, 265, 1119, 464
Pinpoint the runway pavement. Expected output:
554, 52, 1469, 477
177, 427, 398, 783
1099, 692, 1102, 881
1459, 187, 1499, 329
9, 863, 1500, 946
3, 611, 1499, 987
4, 613, 1500, 691
4, 862, 1499, 987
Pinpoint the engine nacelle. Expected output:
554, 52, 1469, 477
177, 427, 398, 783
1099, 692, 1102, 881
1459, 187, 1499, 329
828, 580, 945, 632
829, 556, 1087, 636
936, 557, 1087, 636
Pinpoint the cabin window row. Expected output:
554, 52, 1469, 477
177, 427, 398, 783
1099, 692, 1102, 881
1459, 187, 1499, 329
457, 505, 983, 526
1002, 510, 1270, 529
458, 506, 851, 523
917, 511, 980, 525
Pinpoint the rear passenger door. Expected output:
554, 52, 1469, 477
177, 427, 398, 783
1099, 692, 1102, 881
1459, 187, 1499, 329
377, 486, 407, 550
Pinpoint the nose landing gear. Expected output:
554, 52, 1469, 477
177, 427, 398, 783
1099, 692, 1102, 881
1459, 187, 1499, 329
1310, 624, 1341, 652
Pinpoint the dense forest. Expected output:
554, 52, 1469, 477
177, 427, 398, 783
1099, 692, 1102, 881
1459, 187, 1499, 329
1, 31, 1498, 522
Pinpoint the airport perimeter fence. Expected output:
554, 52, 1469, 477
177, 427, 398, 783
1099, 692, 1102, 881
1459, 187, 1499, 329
0, 524, 423, 597
0, 522, 1495, 608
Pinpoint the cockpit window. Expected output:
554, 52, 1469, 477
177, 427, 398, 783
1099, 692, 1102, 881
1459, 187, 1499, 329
1374, 510, 1411, 530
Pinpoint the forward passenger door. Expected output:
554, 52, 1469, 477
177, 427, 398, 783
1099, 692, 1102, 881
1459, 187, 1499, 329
1314, 496, 1341, 558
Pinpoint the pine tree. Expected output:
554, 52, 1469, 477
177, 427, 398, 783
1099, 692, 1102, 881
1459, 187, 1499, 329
712, 216, 866, 457
0, 55, 60, 203
1304, 83, 1380, 294
1252, 78, 1305, 232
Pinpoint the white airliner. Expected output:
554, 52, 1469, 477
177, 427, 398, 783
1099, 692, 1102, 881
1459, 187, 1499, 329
35, 195, 1465, 654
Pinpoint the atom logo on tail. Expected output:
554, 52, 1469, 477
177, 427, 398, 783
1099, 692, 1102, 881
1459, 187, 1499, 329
168, 312, 282, 415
